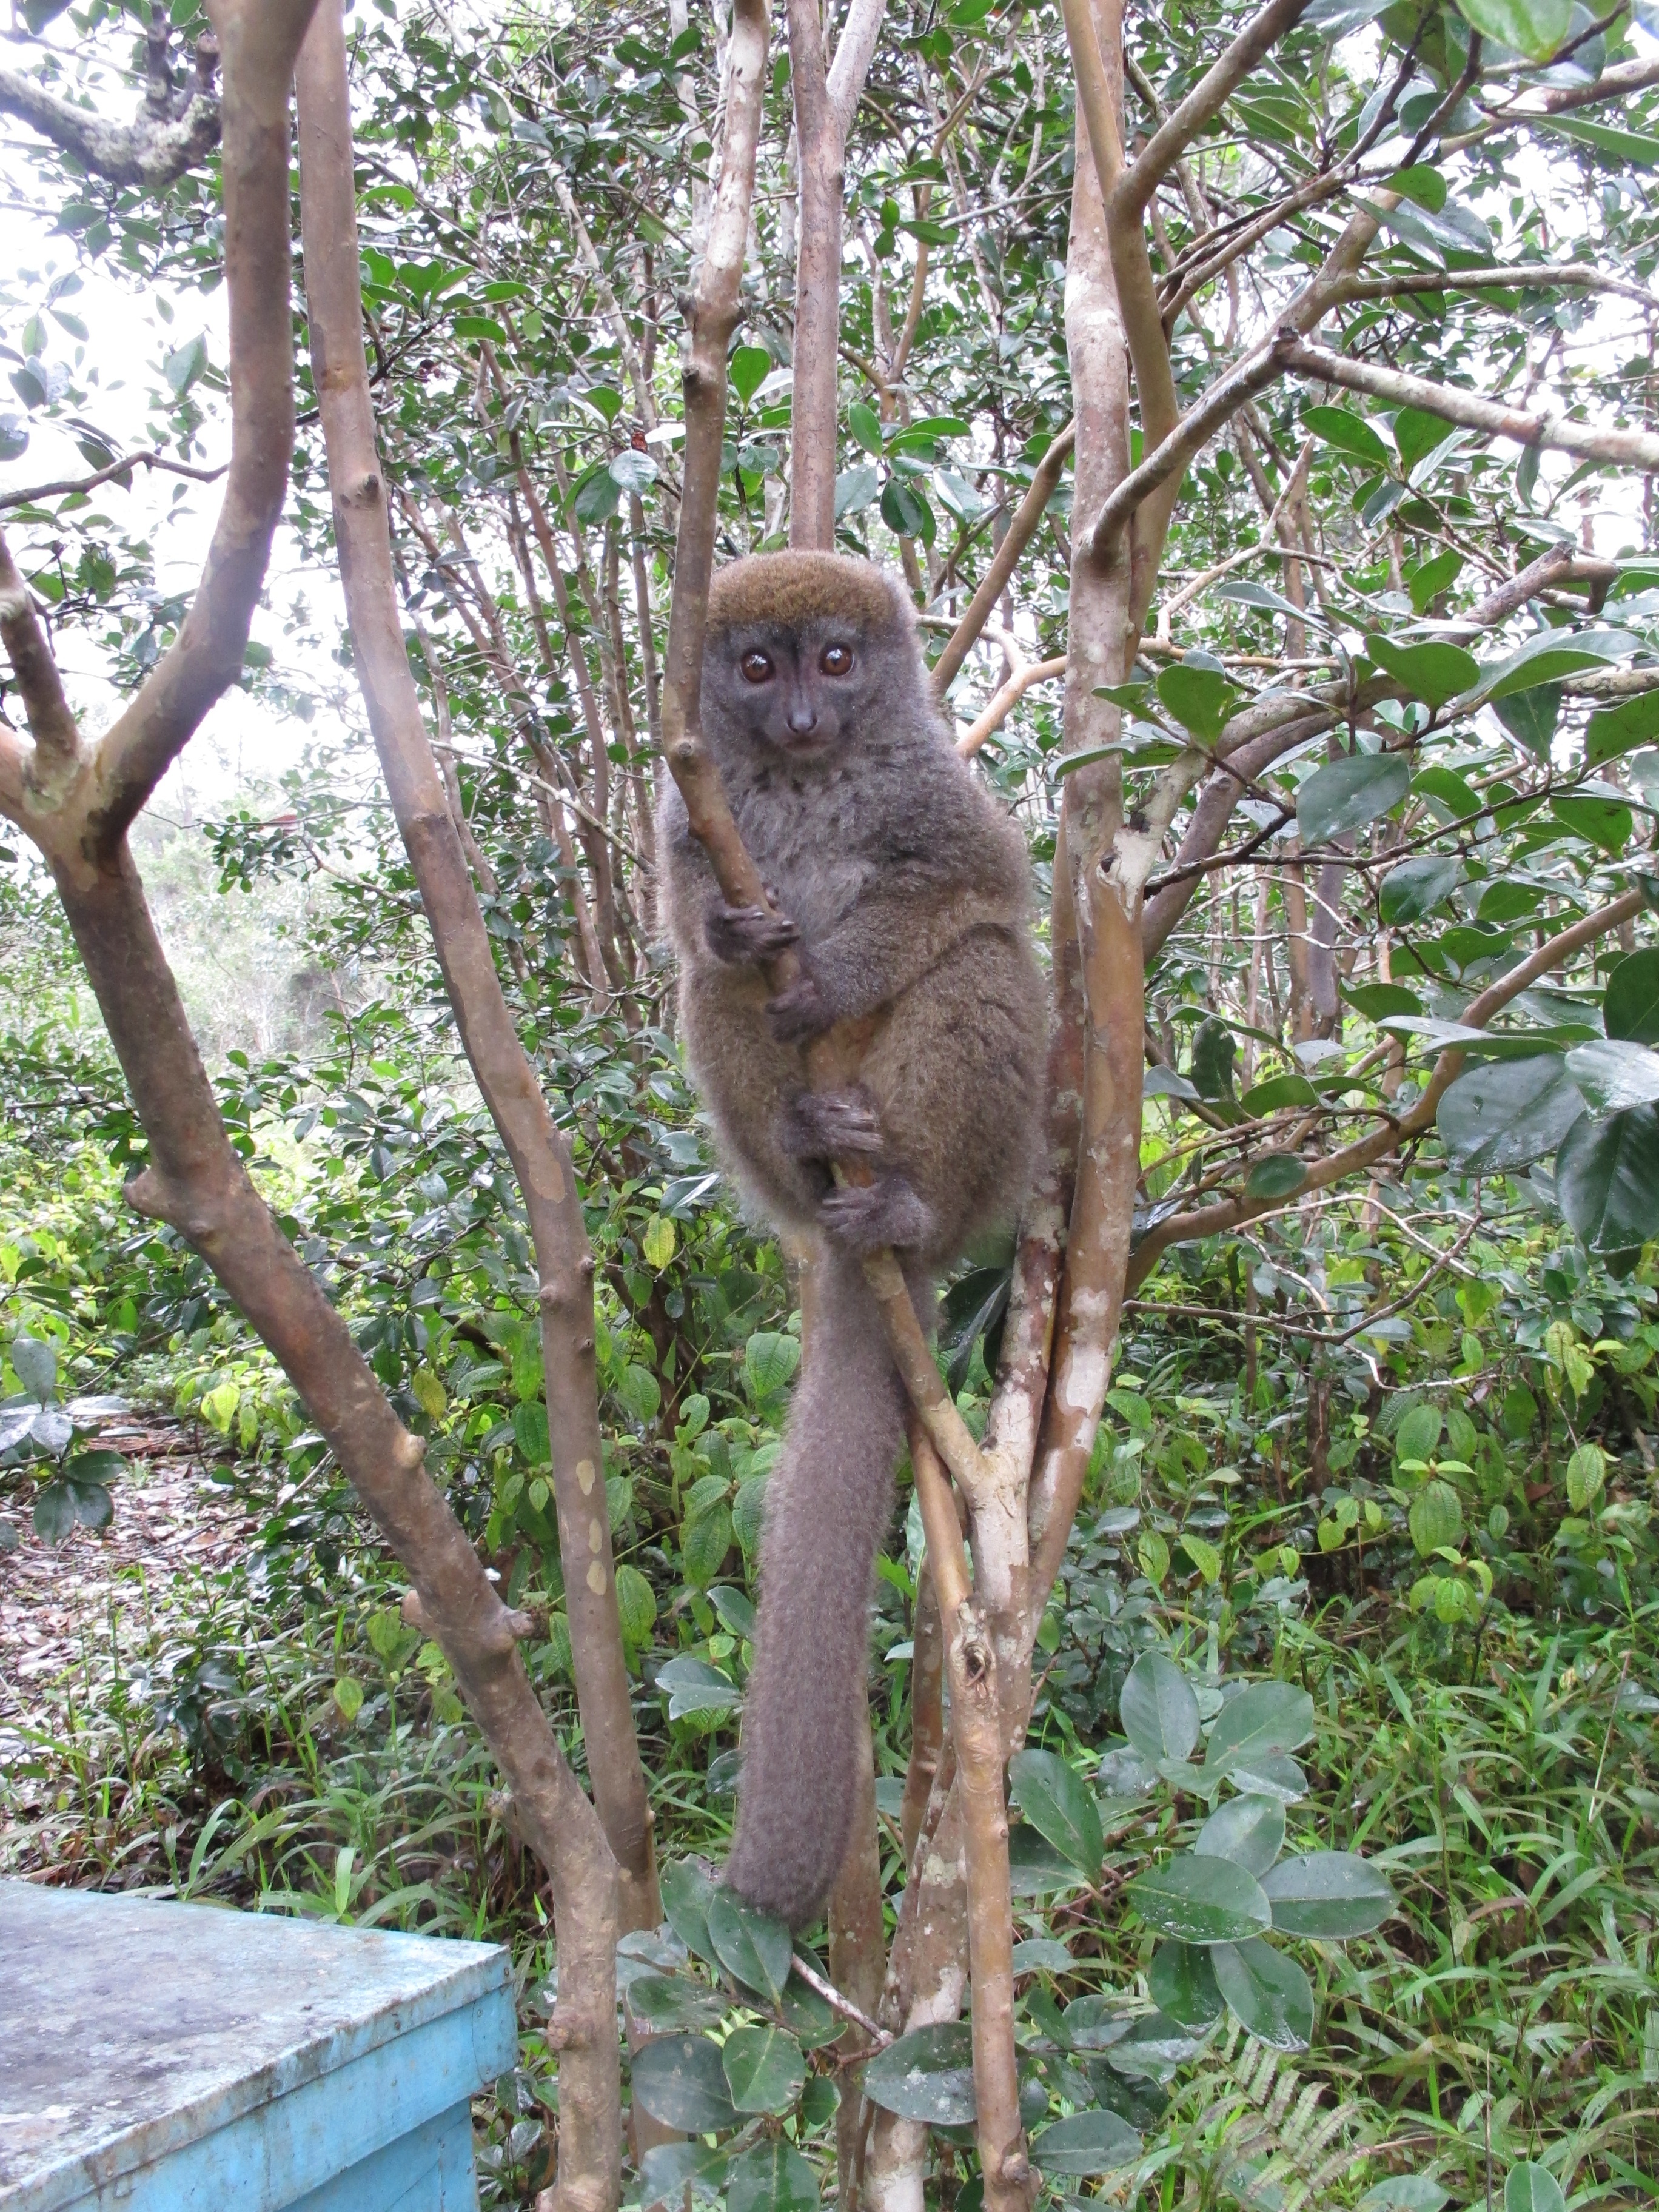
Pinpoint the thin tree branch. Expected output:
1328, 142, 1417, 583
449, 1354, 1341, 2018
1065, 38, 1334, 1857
930, 420, 1075, 697
0, 447, 229, 511
0, 55, 220, 190
1111, 0, 1310, 218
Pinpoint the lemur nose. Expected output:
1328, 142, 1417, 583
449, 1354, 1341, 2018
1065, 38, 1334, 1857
787, 703, 819, 735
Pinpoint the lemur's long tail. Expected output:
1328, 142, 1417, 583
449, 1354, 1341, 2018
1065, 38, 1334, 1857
725, 1247, 905, 1929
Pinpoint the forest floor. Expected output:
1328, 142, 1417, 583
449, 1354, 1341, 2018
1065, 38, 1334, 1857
0, 1411, 255, 1873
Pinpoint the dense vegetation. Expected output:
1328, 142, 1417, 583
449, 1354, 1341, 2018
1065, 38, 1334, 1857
5, 0, 1659, 2207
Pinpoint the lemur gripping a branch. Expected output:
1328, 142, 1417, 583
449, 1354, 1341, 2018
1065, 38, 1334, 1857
660, 551, 1045, 1929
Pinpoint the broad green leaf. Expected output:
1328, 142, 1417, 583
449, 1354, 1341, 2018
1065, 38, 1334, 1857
1357, 2182, 1450, 2212
727, 2140, 820, 2212
1302, 403, 1392, 467
1495, 683, 1561, 756
1196, 1793, 1285, 1876
1366, 636, 1478, 707
1437, 1055, 1584, 1173
332, 1675, 364, 1722
1008, 1748, 1104, 1881
1297, 751, 1411, 845
863, 2021, 976, 2125
609, 448, 658, 496
1203, 1682, 1315, 1775
1128, 1853, 1273, 1943
1556, 1104, 1659, 1251
1148, 1937, 1224, 2028
1227, 1753, 1309, 1803
164, 333, 208, 397
1119, 1650, 1201, 1765
1408, 548, 1463, 612
10, 1336, 56, 1402
572, 461, 622, 525
1157, 662, 1239, 741
1396, 1403, 1443, 1462
729, 344, 773, 406
1566, 1441, 1606, 1512
1567, 1038, 1659, 1114
1504, 2165, 1569, 2212
1378, 856, 1465, 925
1010, 1821, 1089, 1895
1483, 626, 1633, 701
658, 1655, 739, 1723
1587, 689, 1659, 762
1179, 1532, 1222, 1583
1539, 115, 1659, 165
631, 2033, 740, 2133
1260, 1851, 1396, 1937
1455, 0, 1569, 57
640, 2142, 729, 2205
709, 1584, 757, 1640
1396, 406, 1457, 471
798, 2075, 839, 2130
881, 475, 934, 543
707, 1889, 792, 2003
1212, 1937, 1314, 2049
848, 399, 885, 455
1103, 2009, 1207, 2079
1347, 982, 1424, 1021
1552, 793, 1631, 854
682, 1503, 734, 1587
1190, 1016, 1238, 1100
1030, 2108, 1142, 2175
626, 1972, 729, 2031
1409, 1480, 1464, 1557
660, 1858, 722, 1965
512, 1399, 550, 1465
722, 2023, 806, 2113
1247, 1155, 1309, 1201
732, 1478, 768, 1554
1606, 947, 1659, 1043
743, 1331, 800, 1403
1413, 765, 1482, 826
835, 462, 879, 517
615, 1564, 657, 1646
1011, 1936, 1075, 1974
1239, 1073, 1319, 1116
779, 1965, 840, 2050
1059, 1994, 1133, 2049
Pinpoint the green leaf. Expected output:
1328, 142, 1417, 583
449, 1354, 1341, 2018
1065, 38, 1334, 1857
1455, 0, 1569, 56
1302, 403, 1392, 468
1587, 689, 1659, 762
881, 475, 934, 543
1566, 1441, 1606, 1512
1357, 2182, 1450, 2212
1556, 1104, 1659, 1251
1482, 626, 1633, 700
1347, 982, 1424, 1021
10, 1335, 56, 1403
626, 1972, 729, 2031
1412, 765, 1482, 826
727, 2140, 820, 2212
1379, 855, 1466, 925
1059, 1994, 1131, 2049
1538, 114, 1659, 166
1148, 1937, 1224, 2028
660, 1858, 722, 1965
779, 1965, 841, 2050
1609, 949, 1659, 1056
1156, 662, 1238, 740
1297, 751, 1411, 845
1552, 794, 1631, 854
730, 345, 773, 406
631, 2033, 740, 2133
1495, 683, 1561, 757
1030, 2108, 1142, 2176
1260, 1851, 1396, 1937
1408, 548, 1463, 612
1504, 2165, 1569, 2212
1211, 1937, 1314, 2049
657, 1655, 740, 1721
1409, 1480, 1464, 1557
1204, 1682, 1315, 1775
732, 1478, 768, 1555
1008, 1749, 1104, 1882
1396, 1403, 1443, 1462
609, 448, 658, 496
572, 461, 623, 525
1567, 1038, 1659, 1114
615, 1563, 657, 1646
164, 333, 208, 397
682, 1503, 734, 1587
1196, 1794, 1285, 1877
1246, 1155, 1309, 1202
1387, 164, 1448, 214
332, 1675, 364, 1722
1437, 1055, 1585, 1173
641, 2143, 729, 2205
722, 2023, 806, 2113
1128, 1854, 1273, 1944
1366, 636, 1479, 708
1239, 1073, 1320, 1115
848, 399, 885, 455
744, 1331, 801, 1403
863, 2021, 977, 2125
835, 463, 880, 517
1180, 1531, 1222, 1584
1190, 1017, 1238, 1101
512, 1399, 550, 1464
706, 1889, 793, 2004
1119, 1650, 1201, 1765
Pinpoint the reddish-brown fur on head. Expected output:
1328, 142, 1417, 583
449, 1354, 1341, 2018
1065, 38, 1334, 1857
706, 551, 909, 637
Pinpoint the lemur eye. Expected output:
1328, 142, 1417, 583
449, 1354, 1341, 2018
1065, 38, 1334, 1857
820, 643, 854, 676
740, 651, 774, 684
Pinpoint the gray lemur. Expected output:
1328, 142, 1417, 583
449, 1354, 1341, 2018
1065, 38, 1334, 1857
660, 551, 1045, 1929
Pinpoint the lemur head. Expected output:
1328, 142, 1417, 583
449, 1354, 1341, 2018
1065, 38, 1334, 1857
702, 552, 925, 758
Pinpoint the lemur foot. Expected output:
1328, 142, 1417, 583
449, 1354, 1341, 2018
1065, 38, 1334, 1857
819, 1173, 934, 1255
766, 974, 833, 1044
706, 902, 799, 965
782, 1086, 885, 1162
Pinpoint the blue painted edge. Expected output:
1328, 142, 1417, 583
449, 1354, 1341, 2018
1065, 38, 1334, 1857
6, 1992, 518, 2212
